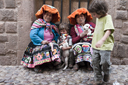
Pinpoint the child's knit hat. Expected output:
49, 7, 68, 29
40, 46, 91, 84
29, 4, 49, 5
67, 8, 93, 25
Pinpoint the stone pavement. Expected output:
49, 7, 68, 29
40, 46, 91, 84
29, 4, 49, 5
0, 65, 127, 85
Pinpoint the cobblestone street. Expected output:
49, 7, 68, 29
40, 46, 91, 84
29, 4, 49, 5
0, 65, 127, 85
0, 0, 128, 85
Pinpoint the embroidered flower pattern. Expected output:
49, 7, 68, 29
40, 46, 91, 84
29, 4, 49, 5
25, 57, 31, 63
21, 43, 61, 68
53, 49, 57, 55
36, 53, 42, 60
73, 43, 92, 63
45, 52, 50, 58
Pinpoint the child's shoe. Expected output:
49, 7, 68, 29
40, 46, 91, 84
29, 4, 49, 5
95, 80, 103, 85
89, 80, 103, 85
103, 74, 110, 82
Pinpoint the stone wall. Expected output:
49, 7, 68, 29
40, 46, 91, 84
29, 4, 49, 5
0, 0, 34, 65
104, 0, 128, 65
0, 0, 128, 65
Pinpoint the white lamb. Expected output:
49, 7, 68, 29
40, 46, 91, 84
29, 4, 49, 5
83, 23, 94, 35
60, 34, 70, 70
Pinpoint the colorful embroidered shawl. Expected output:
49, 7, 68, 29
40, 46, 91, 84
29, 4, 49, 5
31, 18, 59, 34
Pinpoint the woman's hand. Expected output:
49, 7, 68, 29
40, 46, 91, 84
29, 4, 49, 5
95, 40, 104, 48
62, 46, 71, 51
80, 30, 88, 38
62, 47, 68, 51
62, 47, 66, 51
41, 40, 49, 44
52, 40, 55, 43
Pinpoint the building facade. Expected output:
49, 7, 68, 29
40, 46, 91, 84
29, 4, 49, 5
0, 0, 128, 65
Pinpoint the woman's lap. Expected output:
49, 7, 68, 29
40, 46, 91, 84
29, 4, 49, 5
21, 42, 61, 68
72, 42, 92, 64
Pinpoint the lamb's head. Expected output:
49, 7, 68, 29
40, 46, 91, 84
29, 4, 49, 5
83, 24, 91, 31
83, 24, 94, 35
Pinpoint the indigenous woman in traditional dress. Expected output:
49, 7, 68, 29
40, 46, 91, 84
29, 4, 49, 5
21, 5, 61, 73
67, 8, 95, 71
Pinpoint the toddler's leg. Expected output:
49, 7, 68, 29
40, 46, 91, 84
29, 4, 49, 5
100, 51, 111, 82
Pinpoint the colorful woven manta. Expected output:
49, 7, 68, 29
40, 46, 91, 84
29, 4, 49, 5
30, 18, 59, 34
82, 44, 90, 52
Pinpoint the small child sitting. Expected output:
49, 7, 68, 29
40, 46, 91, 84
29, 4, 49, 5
57, 23, 72, 70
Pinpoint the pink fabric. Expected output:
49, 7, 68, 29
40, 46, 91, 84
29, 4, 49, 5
75, 23, 95, 35
76, 24, 83, 35
44, 29, 54, 42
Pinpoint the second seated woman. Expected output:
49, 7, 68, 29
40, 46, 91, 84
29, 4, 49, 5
68, 8, 95, 71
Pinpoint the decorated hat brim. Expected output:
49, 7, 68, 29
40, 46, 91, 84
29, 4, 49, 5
35, 5, 61, 23
67, 8, 93, 25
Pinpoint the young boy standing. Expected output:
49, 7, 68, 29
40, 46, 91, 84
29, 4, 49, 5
89, 0, 115, 84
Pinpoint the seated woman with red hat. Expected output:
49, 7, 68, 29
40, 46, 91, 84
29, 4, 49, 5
67, 8, 95, 71
21, 5, 61, 73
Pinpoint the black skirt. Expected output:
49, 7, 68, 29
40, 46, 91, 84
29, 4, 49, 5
21, 42, 61, 68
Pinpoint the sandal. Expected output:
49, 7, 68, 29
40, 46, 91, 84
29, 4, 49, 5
69, 64, 73, 69
73, 64, 79, 71
34, 66, 43, 73
87, 67, 93, 71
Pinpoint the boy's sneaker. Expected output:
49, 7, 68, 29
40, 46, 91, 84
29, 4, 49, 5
103, 74, 110, 82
